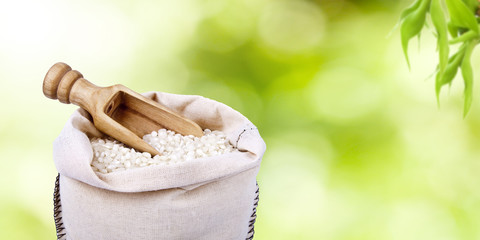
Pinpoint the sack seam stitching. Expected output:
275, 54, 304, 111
235, 127, 258, 148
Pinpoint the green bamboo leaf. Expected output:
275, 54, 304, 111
446, 0, 479, 33
435, 70, 443, 106
449, 29, 478, 44
441, 46, 466, 85
389, 0, 423, 38
401, 0, 423, 20
461, 40, 476, 117
436, 44, 466, 102
462, 0, 479, 12
401, 0, 431, 68
448, 21, 459, 37
431, 0, 449, 72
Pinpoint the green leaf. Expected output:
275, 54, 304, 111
436, 44, 466, 102
389, 0, 423, 38
400, 0, 424, 20
435, 72, 443, 106
442, 46, 466, 85
461, 0, 479, 12
449, 29, 478, 44
430, 0, 449, 72
461, 40, 476, 117
446, 0, 479, 33
448, 21, 460, 37
399, 0, 479, 115
400, 0, 431, 68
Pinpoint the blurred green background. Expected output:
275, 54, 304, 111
2, 0, 480, 239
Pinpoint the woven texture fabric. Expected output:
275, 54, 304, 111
52, 92, 266, 240
53, 174, 260, 240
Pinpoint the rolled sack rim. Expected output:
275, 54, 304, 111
53, 92, 266, 192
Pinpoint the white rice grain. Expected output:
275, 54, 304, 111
90, 129, 235, 173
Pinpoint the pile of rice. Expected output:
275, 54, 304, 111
90, 129, 236, 173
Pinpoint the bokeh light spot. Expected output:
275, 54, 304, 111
258, 0, 325, 53
308, 66, 382, 123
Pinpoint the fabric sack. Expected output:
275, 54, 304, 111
52, 92, 266, 240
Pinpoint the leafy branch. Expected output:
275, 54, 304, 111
399, 0, 480, 117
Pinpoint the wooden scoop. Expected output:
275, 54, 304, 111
43, 62, 203, 156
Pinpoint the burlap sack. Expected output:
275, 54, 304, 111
51, 92, 266, 240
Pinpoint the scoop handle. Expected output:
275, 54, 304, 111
43, 62, 100, 113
